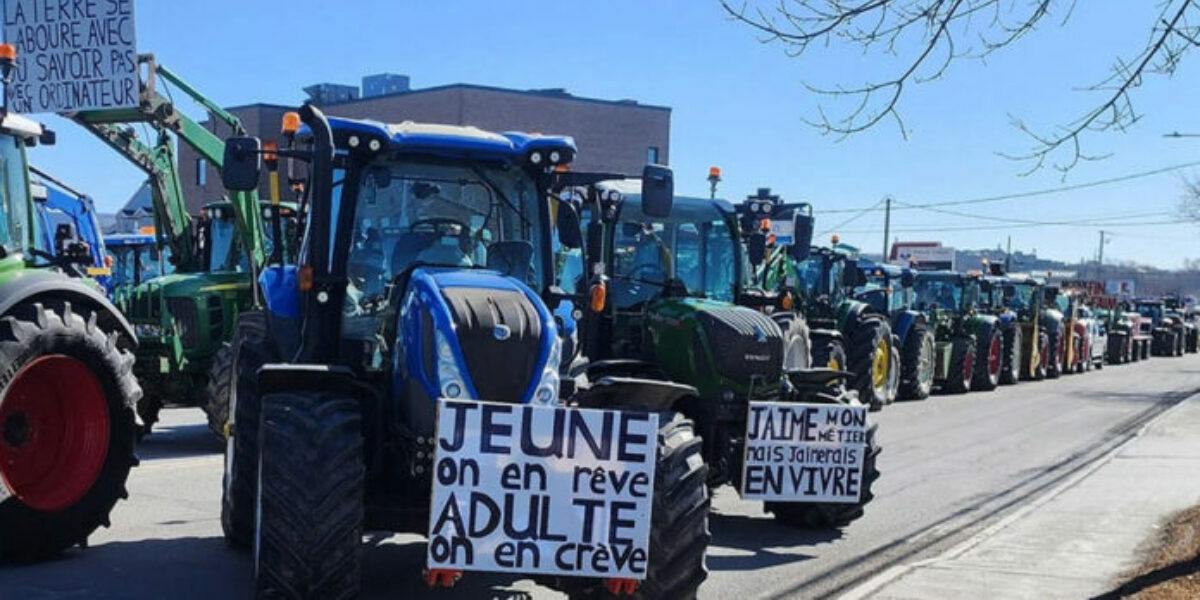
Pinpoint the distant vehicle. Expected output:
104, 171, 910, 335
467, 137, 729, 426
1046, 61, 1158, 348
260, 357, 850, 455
103, 232, 173, 295
1076, 306, 1107, 370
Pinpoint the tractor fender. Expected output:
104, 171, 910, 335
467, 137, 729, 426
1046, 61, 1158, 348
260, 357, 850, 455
891, 310, 925, 343
809, 327, 844, 342
835, 299, 869, 332
572, 376, 698, 414
966, 314, 999, 338
0, 268, 134, 343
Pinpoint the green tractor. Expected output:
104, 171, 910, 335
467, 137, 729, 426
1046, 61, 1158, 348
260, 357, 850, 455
1163, 294, 1199, 354
987, 274, 1050, 380
554, 180, 880, 529
857, 262, 935, 400
1039, 285, 1069, 378
1137, 298, 1185, 357
68, 55, 296, 436
911, 271, 1003, 394
0, 88, 141, 560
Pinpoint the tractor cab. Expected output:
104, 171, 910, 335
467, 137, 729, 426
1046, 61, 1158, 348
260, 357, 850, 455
857, 262, 916, 315
104, 232, 171, 294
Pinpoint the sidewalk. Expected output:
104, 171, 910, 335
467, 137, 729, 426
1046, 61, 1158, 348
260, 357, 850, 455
852, 394, 1200, 600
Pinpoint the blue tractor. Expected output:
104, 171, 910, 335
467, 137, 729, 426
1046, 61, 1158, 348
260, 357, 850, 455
102, 232, 171, 298
30, 168, 110, 289
214, 106, 710, 599
856, 262, 935, 400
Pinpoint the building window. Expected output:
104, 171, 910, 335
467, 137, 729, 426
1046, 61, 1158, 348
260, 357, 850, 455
196, 158, 207, 187
647, 146, 660, 164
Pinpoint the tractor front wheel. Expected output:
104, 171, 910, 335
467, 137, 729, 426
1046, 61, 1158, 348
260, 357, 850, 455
772, 312, 811, 371
221, 311, 272, 550
944, 335, 975, 394
1046, 328, 1063, 379
847, 317, 893, 411
1000, 326, 1021, 385
1107, 333, 1126, 365
898, 322, 934, 401
203, 343, 233, 440
767, 422, 880, 528
811, 332, 847, 373
0, 300, 139, 563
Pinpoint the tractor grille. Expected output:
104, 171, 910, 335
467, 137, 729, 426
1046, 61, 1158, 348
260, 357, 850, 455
696, 307, 783, 384
207, 296, 224, 344
167, 297, 199, 349
442, 287, 542, 403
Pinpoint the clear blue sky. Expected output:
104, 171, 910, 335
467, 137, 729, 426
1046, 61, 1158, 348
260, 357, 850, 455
20, 1, 1200, 268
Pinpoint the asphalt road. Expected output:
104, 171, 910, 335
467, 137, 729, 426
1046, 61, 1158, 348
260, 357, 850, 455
3, 356, 1199, 599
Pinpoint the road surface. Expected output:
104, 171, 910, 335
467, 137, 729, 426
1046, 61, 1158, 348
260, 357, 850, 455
3, 356, 1198, 599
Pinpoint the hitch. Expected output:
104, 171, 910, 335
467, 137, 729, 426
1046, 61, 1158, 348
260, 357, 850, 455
422, 568, 463, 589
604, 578, 639, 596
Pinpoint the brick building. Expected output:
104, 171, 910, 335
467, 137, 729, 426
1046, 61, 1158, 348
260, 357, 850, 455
179, 76, 671, 213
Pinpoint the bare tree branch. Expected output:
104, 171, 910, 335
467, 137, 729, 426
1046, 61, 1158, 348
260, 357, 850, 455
722, 0, 1200, 174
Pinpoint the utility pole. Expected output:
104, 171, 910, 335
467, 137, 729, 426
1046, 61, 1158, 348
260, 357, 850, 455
882, 195, 892, 262
1006, 235, 1012, 271
1098, 230, 1108, 266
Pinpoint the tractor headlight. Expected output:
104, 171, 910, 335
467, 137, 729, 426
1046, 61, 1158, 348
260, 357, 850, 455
435, 329, 469, 399
530, 337, 562, 406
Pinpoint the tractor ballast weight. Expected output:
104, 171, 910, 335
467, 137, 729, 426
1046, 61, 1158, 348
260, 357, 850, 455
215, 106, 710, 598
0, 110, 141, 564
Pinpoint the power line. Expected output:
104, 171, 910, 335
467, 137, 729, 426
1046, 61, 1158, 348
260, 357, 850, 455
837, 218, 1186, 234
816, 198, 885, 236
817, 159, 1200, 214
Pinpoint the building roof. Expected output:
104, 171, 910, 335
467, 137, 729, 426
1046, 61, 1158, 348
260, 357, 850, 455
223, 82, 670, 114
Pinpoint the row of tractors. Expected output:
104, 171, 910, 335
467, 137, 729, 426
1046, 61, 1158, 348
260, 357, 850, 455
2, 37, 1197, 598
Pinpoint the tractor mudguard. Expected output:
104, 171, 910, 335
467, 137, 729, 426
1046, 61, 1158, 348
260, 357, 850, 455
891, 310, 924, 343
572, 376, 697, 413
0, 268, 135, 342
257, 363, 358, 397
835, 300, 868, 332
259, 265, 300, 319
584, 359, 670, 381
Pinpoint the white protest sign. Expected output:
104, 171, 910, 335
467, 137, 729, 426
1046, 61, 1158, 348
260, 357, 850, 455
741, 401, 867, 502
428, 400, 658, 579
3, 0, 138, 114
768, 219, 795, 244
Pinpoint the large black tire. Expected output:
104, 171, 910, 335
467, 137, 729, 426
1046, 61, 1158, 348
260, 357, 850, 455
254, 392, 364, 599
0, 300, 140, 563
203, 342, 233, 440
898, 322, 934, 401
999, 325, 1021, 385
766, 422, 880, 529
1107, 332, 1126, 365
136, 395, 163, 439
566, 412, 710, 600
1175, 330, 1185, 356
811, 331, 847, 373
885, 339, 901, 405
772, 312, 811, 371
972, 325, 1002, 391
846, 316, 893, 411
1142, 339, 1150, 360
1034, 331, 1049, 380
943, 335, 975, 394
221, 311, 272, 550
1045, 327, 1063, 379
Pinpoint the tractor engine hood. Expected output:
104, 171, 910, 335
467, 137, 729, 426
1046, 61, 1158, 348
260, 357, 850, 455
398, 267, 557, 410
647, 298, 783, 386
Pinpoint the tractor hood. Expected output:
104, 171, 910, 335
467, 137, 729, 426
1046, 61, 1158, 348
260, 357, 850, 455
646, 297, 783, 387
398, 267, 557, 414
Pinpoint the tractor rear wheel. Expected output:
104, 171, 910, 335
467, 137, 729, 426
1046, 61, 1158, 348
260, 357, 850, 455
944, 335, 974, 394
767, 422, 880, 528
772, 312, 811, 371
203, 343, 233, 439
221, 311, 272, 550
254, 392, 364, 600
898, 322, 934, 401
0, 300, 139, 563
847, 316, 893, 411
972, 325, 1002, 391
1107, 333, 1126, 365
1000, 326, 1021, 385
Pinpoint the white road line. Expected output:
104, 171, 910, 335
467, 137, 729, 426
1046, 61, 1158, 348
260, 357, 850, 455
838, 392, 1198, 600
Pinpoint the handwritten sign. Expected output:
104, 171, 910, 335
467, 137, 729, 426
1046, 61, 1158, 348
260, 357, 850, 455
741, 402, 867, 502
3, 0, 138, 113
428, 400, 657, 578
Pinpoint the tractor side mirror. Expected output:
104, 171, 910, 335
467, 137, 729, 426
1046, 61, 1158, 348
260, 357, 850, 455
746, 232, 767, 267
39, 128, 56, 146
843, 259, 865, 287
640, 164, 673, 219
901, 269, 915, 288
556, 201, 582, 249
789, 213, 814, 261
222, 137, 263, 191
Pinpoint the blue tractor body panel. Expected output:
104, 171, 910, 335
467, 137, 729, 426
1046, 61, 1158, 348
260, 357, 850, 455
34, 178, 110, 289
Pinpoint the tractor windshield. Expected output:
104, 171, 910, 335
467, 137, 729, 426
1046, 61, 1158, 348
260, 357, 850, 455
0, 135, 30, 254
793, 253, 840, 299
914, 277, 962, 311
1136, 303, 1163, 324
109, 242, 170, 287
610, 201, 741, 305
208, 214, 248, 273
341, 158, 544, 339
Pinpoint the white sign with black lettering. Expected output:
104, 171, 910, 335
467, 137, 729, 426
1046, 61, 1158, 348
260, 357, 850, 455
3, 0, 138, 114
428, 400, 658, 579
741, 402, 867, 502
